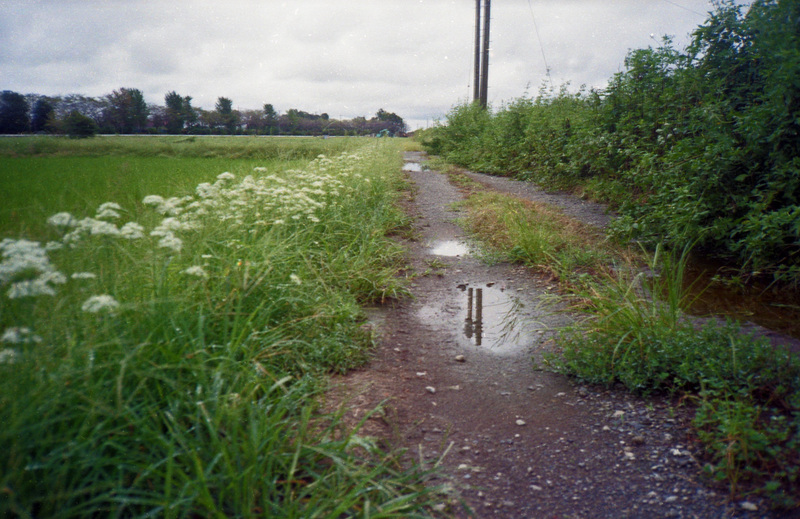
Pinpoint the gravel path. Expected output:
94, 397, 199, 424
327, 152, 787, 518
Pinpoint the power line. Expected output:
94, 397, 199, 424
658, 0, 706, 16
527, 0, 553, 90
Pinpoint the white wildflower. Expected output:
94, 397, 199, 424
1, 327, 42, 344
81, 294, 120, 313
119, 222, 145, 239
0, 348, 17, 364
157, 234, 183, 253
0, 239, 52, 284
47, 212, 76, 227
45, 241, 64, 251
71, 272, 97, 280
217, 172, 235, 181
182, 266, 208, 278
273, 219, 285, 225
253, 166, 268, 172
196, 182, 217, 198
95, 202, 122, 219
38, 271, 66, 285
89, 219, 120, 236
7, 279, 56, 298
142, 195, 165, 207
290, 273, 302, 285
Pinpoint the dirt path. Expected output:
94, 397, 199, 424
328, 152, 783, 518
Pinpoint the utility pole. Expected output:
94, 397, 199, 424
473, 0, 482, 103
473, 0, 491, 108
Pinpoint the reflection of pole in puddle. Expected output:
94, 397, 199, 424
464, 287, 484, 345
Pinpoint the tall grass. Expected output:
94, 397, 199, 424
460, 190, 619, 282
0, 138, 435, 517
547, 245, 800, 507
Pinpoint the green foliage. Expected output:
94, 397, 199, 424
547, 243, 800, 506
62, 110, 97, 138
0, 139, 434, 517
0, 91, 30, 133
423, 0, 800, 285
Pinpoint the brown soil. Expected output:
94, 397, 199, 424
326, 152, 795, 518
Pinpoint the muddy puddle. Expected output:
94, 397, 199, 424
682, 262, 800, 340
418, 282, 544, 355
429, 240, 470, 257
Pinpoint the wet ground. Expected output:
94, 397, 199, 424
326, 151, 794, 518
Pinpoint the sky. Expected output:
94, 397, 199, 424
1, 0, 751, 130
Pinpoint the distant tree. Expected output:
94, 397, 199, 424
215, 96, 238, 134
164, 91, 190, 133
55, 94, 105, 125
0, 90, 30, 133
31, 98, 55, 133
63, 110, 97, 138
374, 108, 406, 134
264, 103, 277, 134
182, 96, 197, 130
104, 88, 148, 133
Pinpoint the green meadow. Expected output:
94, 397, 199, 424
0, 136, 435, 517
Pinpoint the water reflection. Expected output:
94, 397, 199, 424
402, 162, 423, 172
430, 240, 469, 257
457, 283, 529, 351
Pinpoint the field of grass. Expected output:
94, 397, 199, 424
0, 136, 436, 517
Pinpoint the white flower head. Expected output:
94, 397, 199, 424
290, 273, 302, 285
142, 195, 165, 207
217, 172, 235, 181
0, 348, 18, 364
7, 279, 57, 299
119, 222, 145, 240
47, 212, 76, 227
1, 327, 42, 344
95, 202, 122, 220
81, 294, 120, 314
157, 234, 183, 253
182, 266, 208, 278
71, 272, 97, 280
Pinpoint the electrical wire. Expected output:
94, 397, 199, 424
527, 0, 553, 90
658, 0, 706, 16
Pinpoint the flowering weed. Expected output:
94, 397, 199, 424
0, 138, 431, 517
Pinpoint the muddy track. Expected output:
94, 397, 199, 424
328, 152, 787, 518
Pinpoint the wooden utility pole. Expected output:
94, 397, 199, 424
473, 0, 482, 103
474, 0, 491, 108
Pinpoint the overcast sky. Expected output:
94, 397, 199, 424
1, 0, 751, 130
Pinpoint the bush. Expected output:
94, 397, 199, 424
63, 110, 97, 138
423, 0, 800, 285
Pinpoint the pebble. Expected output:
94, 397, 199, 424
426, 386, 436, 394
416, 371, 427, 377
455, 355, 466, 362
516, 419, 527, 426
740, 501, 758, 511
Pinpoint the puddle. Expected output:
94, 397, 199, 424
419, 283, 540, 354
430, 240, 470, 257
402, 162, 423, 172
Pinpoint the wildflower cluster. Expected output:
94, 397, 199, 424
0, 150, 376, 351
1, 238, 65, 299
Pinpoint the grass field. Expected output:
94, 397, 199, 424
0, 136, 436, 517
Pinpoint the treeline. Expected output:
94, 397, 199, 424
0, 89, 407, 137
422, 0, 800, 285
